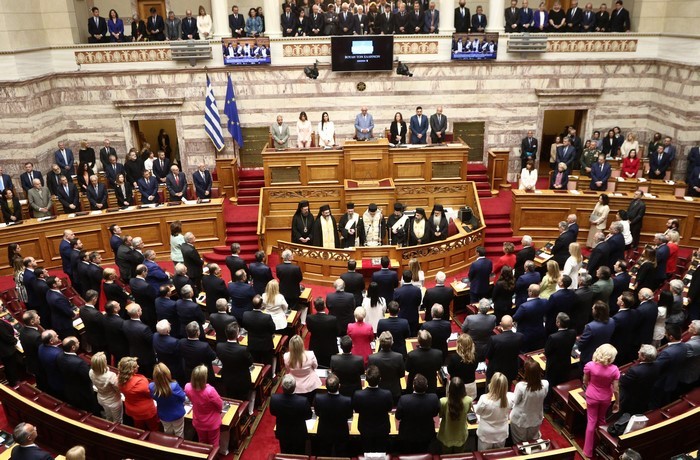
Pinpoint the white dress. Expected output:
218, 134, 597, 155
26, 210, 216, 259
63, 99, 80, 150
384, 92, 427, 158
296, 120, 312, 147
362, 296, 386, 333
562, 256, 582, 289
197, 14, 212, 39
653, 306, 667, 341
519, 168, 538, 190
510, 380, 549, 428
620, 140, 639, 158
317, 121, 335, 147
474, 393, 514, 444
262, 292, 289, 330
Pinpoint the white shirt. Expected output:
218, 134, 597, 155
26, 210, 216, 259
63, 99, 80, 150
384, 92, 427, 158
510, 380, 549, 428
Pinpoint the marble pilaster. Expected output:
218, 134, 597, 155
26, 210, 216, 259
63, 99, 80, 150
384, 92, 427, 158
440, 0, 456, 34
264, 0, 282, 38
486, 0, 505, 32
211, 0, 231, 38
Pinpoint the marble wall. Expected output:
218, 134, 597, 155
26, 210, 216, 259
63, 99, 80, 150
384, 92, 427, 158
0, 59, 697, 184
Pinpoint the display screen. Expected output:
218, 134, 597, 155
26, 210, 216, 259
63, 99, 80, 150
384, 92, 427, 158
331, 35, 394, 72
451, 33, 498, 60
222, 37, 271, 66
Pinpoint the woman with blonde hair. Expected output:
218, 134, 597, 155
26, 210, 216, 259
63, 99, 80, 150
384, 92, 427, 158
510, 359, 549, 443
474, 372, 513, 451
347, 307, 374, 366
538, 260, 560, 299
563, 242, 583, 289
408, 258, 424, 287
65, 446, 86, 460
436, 376, 473, 453
283, 334, 321, 400
582, 344, 620, 457
447, 333, 478, 399
89, 352, 122, 423
185, 365, 224, 449
587, 193, 610, 248
262, 279, 289, 331
196, 5, 212, 39
620, 132, 639, 158
149, 363, 187, 437
118, 357, 159, 431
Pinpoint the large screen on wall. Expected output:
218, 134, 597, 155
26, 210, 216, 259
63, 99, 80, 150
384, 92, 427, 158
331, 35, 394, 72
451, 33, 499, 60
222, 37, 271, 66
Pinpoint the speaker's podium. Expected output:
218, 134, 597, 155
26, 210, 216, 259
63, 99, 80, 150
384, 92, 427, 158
343, 138, 392, 180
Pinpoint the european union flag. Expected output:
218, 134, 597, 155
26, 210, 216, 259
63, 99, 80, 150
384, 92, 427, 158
225, 75, 244, 148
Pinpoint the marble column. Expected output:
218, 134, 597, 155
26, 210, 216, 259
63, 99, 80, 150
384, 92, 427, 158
264, 0, 282, 38
211, 0, 230, 38
486, 0, 505, 32
440, 0, 455, 34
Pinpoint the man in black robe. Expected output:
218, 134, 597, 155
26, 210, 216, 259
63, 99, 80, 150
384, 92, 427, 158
427, 204, 449, 241
291, 200, 314, 245
338, 202, 365, 248
408, 208, 429, 246
386, 202, 409, 246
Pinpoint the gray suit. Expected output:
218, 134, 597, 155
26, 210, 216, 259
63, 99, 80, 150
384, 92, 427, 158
354, 113, 374, 140
165, 18, 182, 40
429, 112, 448, 144
461, 312, 496, 361
681, 335, 700, 385
271, 122, 290, 148
28, 186, 53, 217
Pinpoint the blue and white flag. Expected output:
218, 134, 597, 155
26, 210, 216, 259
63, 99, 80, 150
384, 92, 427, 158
225, 74, 244, 149
204, 75, 225, 151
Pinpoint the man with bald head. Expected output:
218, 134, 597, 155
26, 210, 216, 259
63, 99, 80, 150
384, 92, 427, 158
181, 9, 199, 39
354, 106, 374, 140
122, 303, 156, 378
192, 163, 213, 198
27, 178, 53, 218
166, 164, 188, 201
429, 106, 447, 144
635, 288, 658, 348
520, 129, 538, 168
58, 336, 100, 414
486, 315, 524, 384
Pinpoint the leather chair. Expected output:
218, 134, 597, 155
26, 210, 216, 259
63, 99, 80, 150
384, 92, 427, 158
145, 430, 183, 448
14, 382, 40, 400
34, 392, 62, 409
394, 455, 436, 460
110, 423, 147, 439
441, 454, 477, 460
180, 440, 216, 455
479, 447, 519, 459
82, 414, 115, 430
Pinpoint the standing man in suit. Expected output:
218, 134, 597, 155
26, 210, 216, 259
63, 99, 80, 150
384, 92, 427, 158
355, 5, 369, 34
423, 2, 439, 33
471, 5, 487, 31
504, 0, 520, 32
544, 313, 577, 389
46, 277, 74, 340
249, 251, 273, 295
619, 344, 658, 414
519, 0, 534, 31
396, 374, 440, 453
462, 299, 497, 361
394, 270, 422, 336
327, 278, 357, 336
352, 365, 394, 453
394, 2, 410, 33
276, 249, 303, 310
565, 0, 583, 31
104, 154, 126, 188
55, 175, 81, 214
485, 315, 524, 384
581, 2, 596, 31
626, 189, 646, 248
122, 304, 156, 378
166, 165, 188, 201
9, 423, 54, 460
368, 331, 405, 402
422, 271, 453, 321
19, 311, 45, 390
192, 164, 212, 199
55, 142, 75, 180
27, 179, 53, 218
556, 137, 576, 171
408, 2, 424, 33
378, 4, 395, 34
137, 169, 160, 204
228, 270, 256, 325
330, 336, 365, 397
281, 4, 298, 36
406, 330, 443, 393
225, 243, 249, 282
270, 375, 313, 454
88, 7, 109, 43
609, 0, 630, 32
610, 291, 638, 365
0, 167, 13, 194
314, 374, 353, 456
590, 153, 612, 191
209, 299, 236, 343
152, 150, 170, 184
377, 301, 411, 356
421, 304, 451, 360
20, 162, 43, 195
146, 7, 165, 41
409, 106, 429, 144
165, 10, 182, 40
130, 265, 158, 330
468, 246, 493, 303
520, 130, 538, 169
109, 224, 122, 256
308, 5, 325, 36
46, 164, 63, 195
179, 321, 217, 383
340, 260, 365, 306
551, 221, 576, 268
99, 139, 117, 172
79, 290, 108, 357
514, 235, 536, 279
229, 5, 246, 37
651, 324, 688, 408
243, 295, 276, 369
201, 264, 229, 315
429, 106, 447, 144
58, 336, 100, 414
513, 284, 548, 351
306, 297, 338, 367
181, 9, 199, 39
59, 229, 74, 278
181, 232, 203, 291
38, 330, 65, 399
354, 106, 374, 140
454, 0, 470, 32
271, 115, 290, 148
86, 175, 108, 210
104, 301, 129, 365
372, 256, 398, 305
648, 144, 672, 179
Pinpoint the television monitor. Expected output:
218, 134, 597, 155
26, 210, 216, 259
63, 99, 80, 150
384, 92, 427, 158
331, 35, 394, 72
451, 33, 498, 60
222, 37, 271, 66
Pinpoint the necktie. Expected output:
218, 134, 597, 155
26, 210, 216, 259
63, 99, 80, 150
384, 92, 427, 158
175, 175, 179, 186
659, 154, 663, 162
201, 171, 205, 180
64, 185, 69, 195
113, 164, 116, 171
160, 160, 163, 168
438, 114, 441, 123
29, 172, 33, 182
62, 149, 67, 164
95, 17, 98, 27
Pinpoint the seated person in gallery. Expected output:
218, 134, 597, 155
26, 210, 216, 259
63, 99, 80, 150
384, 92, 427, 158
362, 203, 386, 246
387, 203, 409, 246
292, 200, 314, 245
312, 204, 340, 248
339, 203, 365, 248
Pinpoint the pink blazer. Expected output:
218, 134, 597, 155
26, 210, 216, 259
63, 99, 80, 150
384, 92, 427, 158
283, 350, 322, 394
348, 321, 374, 366
184, 383, 223, 431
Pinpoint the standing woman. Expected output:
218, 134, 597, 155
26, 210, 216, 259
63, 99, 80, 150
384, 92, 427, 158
492, 266, 515, 323
185, 365, 224, 449
436, 376, 473, 454
78, 140, 96, 171
108, 9, 124, 42
158, 129, 172, 160
538, 260, 560, 300
620, 132, 639, 159
262, 279, 289, 331
493, 242, 516, 276
89, 352, 123, 423
510, 359, 549, 444
170, 220, 185, 264
150, 363, 187, 437
634, 246, 657, 293
587, 194, 610, 248
296, 112, 312, 148
347, 307, 374, 366
197, 5, 213, 40
389, 112, 407, 145
245, 8, 263, 37
408, 258, 424, 287
76, 162, 93, 194
563, 242, 583, 289
131, 14, 147, 41
283, 335, 321, 401
518, 161, 538, 191
621, 149, 640, 178
317, 112, 335, 148
473, 372, 513, 451
118, 357, 160, 431
446, 333, 478, 400
549, 136, 562, 170
582, 344, 620, 458
362, 281, 386, 333
257, 7, 266, 33
7, 243, 21, 268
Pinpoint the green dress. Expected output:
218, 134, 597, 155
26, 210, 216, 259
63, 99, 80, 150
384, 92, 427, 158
437, 395, 473, 449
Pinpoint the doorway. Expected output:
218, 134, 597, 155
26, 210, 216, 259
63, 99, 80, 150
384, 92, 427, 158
138, 0, 166, 21
130, 119, 179, 164
453, 121, 486, 162
540, 109, 587, 174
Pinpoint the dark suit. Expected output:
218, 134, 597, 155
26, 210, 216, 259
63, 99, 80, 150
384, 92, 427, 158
468, 256, 493, 302
19, 327, 43, 386
192, 170, 212, 198
454, 6, 471, 32
115, 244, 143, 282
337, 11, 355, 34
394, 283, 422, 336
377, 316, 411, 356
406, 347, 443, 393
635, 300, 658, 347
88, 16, 109, 43
649, 151, 672, 179
504, 6, 520, 31
486, 329, 524, 383
281, 12, 298, 36
423, 9, 439, 33
166, 172, 188, 201
368, 349, 405, 401
354, 13, 369, 34
652, 342, 688, 407
587, 241, 610, 282
590, 161, 612, 191
552, 228, 577, 268
181, 242, 203, 287
422, 319, 451, 359
326, 290, 356, 336
47, 289, 74, 339
202, 274, 230, 315
270, 393, 312, 454
577, 319, 615, 367
130, 277, 157, 330
175, 299, 205, 339
152, 333, 185, 384
306, 313, 338, 368
9, 445, 54, 460
314, 392, 353, 456
0, 175, 15, 193
249, 262, 273, 295
581, 9, 596, 31
610, 308, 638, 365
627, 198, 645, 246
609, 6, 630, 32
609, 272, 631, 312
58, 352, 99, 413
655, 243, 670, 281
372, 268, 399, 305
122, 319, 156, 377
0, 197, 22, 224
514, 297, 548, 351
225, 255, 249, 283
56, 182, 81, 213
471, 12, 487, 31
209, 311, 236, 343
38, 344, 64, 398
462, 313, 497, 361
85, 183, 108, 210
565, 6, 583, 31
113, 181, 134, 206
353, 387, 394, 452
544, 328, 577, 387
408, 10, 424, 33
519, 7, 534, 30
243, 309, 276, 364
276, 262, 303, 308
109, 234, 122, 255
514, 246, 536, 279
377, 11, 394, 34
429, 112, 447, 144
545, 288, 576, 334
520, 136, 538, 168
181, 16, 199, 39
104, 313, 129, 364
104, 162, 126, 188
137, 175, 159, 204
396, 392, 440, 453
229, 13, 246, 36
20, 170, 44, 194
152, 158, 170, 183
555, 144, 575, 170
330, 352, 365, 397
146, 14, 166, 40
179, 337, 216, 383
340, 271, 365, 306
228, 281, 256, 325
80, 304, 107, 354
620, 362, 658, 414
394, 11, 410, 33
422, 285, 453, 321
308, 12, 324, 36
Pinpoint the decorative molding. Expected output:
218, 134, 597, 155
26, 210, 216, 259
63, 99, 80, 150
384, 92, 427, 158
269, 189, 340, 199
396, 184, 468, 195
278, 242, 351, 261
400, 231, 482, 259
546, 39, 638, 53
75, 48, 171, 64
535, 88, 604, 100
113, 98, 185, 108
394, 41, 439, 55
281, 40, 439, 57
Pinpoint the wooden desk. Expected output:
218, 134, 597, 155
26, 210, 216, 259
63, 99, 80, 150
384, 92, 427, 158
0, 199, 225, 276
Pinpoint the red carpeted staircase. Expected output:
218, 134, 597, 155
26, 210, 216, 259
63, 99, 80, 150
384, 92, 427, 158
238, 168, 265, 206
467, 163, 493, 199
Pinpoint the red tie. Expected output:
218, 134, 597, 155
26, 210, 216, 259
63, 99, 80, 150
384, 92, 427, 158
175, 175, 179, 185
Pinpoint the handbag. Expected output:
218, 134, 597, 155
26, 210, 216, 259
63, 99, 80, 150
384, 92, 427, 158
607, 413, 631, 437
517, 439, 551, 455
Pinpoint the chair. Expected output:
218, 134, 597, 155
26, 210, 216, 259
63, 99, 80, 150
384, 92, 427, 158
145, 430, 183, 448
34, 392, 62, 409
394, 455, 435, 460
54, 404, 89, 421
14, 382, 40, 400
440, 454, 477, 460
82, 414, 115, 430
479, 447, 519, 459
110, 423, 147, 439
180, 440, 216, 455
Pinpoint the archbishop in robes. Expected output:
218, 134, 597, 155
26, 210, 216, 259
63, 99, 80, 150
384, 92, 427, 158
338, 202, 365, 248
408, 207, 429, 246
362, 203, 386, 246
291, 200, 314, 245
428, 204, 449, 241
387, 202, 409, 246
312, 204, 340, 248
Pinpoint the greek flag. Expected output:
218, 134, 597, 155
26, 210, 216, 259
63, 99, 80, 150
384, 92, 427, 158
204, 75, 225, 151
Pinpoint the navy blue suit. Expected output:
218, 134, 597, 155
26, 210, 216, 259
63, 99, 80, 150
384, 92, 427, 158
376, 316, 411, 356
38, 344, 64, 398
55, 148, 75, 179
556, 144, 576, 170
249, 262, 273, 295
590, 161, 612, 191
86, 183, 108, 209
515, 271, 541, 308
545, 287, 576, 334
9, 445, 53, 460
620, 362, 658, 414
552, 229, 577, 268
655, 243, 670, 281
409, 114, 429, 144
175, 299, 205, 338
137, 175, 160, 204
23, 268, 38, 309
577, 319, 615, 367
47, 289, 74, 339
635, 300, 658, 347
609, 271, 631, 313
192, 170, 212, 198
606, 233, 626, 270
104, 162, 126, 187
110, 234, 122, 255
468, 257, 493, 302
228, 281, 256, 325
421, 319, 452, 359
153, 333, 185, 384
652, 342, 689, 407
372, 268, 399, 305
393, 283, 422, 336
610, 308, 638, 364
0, 174, 14, 193
20, 171, 43, 193
513, 297, 548, 351
648, 151, 672, 179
